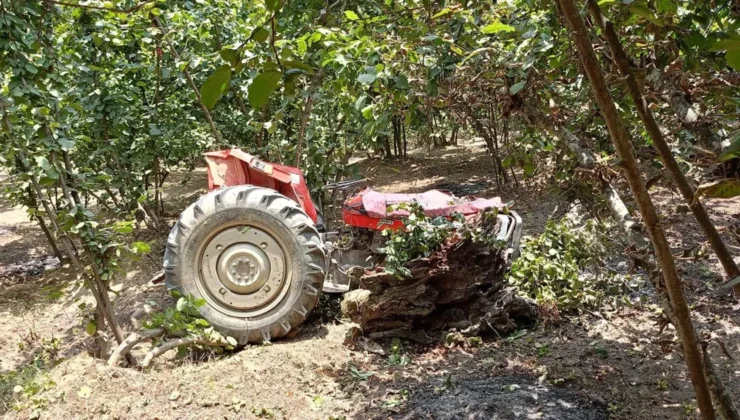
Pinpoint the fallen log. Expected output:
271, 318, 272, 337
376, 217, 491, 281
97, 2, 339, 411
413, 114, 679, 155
340, 211, 538, 337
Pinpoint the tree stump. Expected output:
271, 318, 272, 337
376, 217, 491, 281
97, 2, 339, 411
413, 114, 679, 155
340, 211, 538, 339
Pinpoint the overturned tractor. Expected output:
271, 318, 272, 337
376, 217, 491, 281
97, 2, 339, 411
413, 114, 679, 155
164, 149, 532, 344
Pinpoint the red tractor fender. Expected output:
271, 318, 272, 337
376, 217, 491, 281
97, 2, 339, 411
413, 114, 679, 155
203, 149, 319, 223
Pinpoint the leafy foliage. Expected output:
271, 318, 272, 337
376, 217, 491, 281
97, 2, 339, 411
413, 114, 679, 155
387, 338, 411, 366
507, 218, 617, 312
380, 203, 459, 278
144, 292, 237, 349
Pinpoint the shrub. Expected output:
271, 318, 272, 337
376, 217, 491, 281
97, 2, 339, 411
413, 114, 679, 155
507, 218, 612, 312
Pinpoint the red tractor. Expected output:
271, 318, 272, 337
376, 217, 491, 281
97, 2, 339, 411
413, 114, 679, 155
164, 149, 522, 344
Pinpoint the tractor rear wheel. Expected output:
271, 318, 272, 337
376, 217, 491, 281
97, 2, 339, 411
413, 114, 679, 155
164, 186, 325, 344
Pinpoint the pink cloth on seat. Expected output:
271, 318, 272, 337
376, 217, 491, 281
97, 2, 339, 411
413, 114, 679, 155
360, 189, 504, 218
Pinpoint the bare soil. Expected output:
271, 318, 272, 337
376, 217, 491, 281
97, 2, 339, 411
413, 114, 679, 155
1, 141, 738, 420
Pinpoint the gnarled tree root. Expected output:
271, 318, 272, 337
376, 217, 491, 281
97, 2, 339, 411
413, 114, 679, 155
107, 328, 165, 367
107, 328, 230, 369
141, 337, 228, 368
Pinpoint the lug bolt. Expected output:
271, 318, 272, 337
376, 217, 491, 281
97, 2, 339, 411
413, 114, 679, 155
250, 264, 255, 269
216, 245, 223, 252
260, 243, 267, 249
219, 288, 227, 295
263, 285, 271, 293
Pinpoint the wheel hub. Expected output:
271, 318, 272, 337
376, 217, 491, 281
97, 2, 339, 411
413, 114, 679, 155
198, 225, 289, 314
217, 243, 270, 293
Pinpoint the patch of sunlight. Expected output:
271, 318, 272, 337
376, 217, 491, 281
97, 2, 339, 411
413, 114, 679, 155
0, 207, 31, 225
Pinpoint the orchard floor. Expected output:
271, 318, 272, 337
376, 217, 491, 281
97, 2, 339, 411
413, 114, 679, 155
1, 140, 739, 420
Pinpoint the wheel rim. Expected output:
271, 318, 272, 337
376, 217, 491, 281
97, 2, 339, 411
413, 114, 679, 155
197, 223, 291, 317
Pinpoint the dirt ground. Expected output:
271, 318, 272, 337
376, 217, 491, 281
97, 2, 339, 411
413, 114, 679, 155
1, 140, 738, 420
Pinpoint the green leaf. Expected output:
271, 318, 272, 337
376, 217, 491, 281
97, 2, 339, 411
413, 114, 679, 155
226, 336, 238, 346
510, 81, 526, 95
131, 241, 151, 254
695, 179, 740, 201
200, 64, 232, 110
58, 138, 75, 151
85, 321, 97, 336
357, 73, 376, 85
523, 160, 535, 176
655, 0, 677, 15
283, 60, 315, 74
361, 104, 374, 120
248, 70, 282, 109
629, 5, 663, 26
344, 10, 359, 20
35, 156, 54, 174
219, 48, 239, 65
427, 78, 438, 96
395, 75, 410, 89
355, 95, 367, 110
176, 297, 188, 311
114, 225, 133, 234
264, 0, 279, 12
250, 27, 270, 43
481, 21, 515, 34
349, 365, 374, 380
710, 38, 740, 52
726, 50, 740, 71
718, 131, 740, 161
432, 8, 453, 19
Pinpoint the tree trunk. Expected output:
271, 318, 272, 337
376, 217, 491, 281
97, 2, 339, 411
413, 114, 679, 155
503, 119, 520, 188
36, 212, 64, 262
382, 135, 392, 157
62, 151, 81, 206
294, 73, 322, 167
490, 106, 511, 184
402, 119, 408, 158
587, 0, 740, 297
602, 181, 647, 248
392, 116, 399, 157
556, 0, 715, 417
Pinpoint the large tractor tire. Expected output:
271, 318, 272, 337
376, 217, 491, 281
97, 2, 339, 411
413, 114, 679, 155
164, 186, 326, 344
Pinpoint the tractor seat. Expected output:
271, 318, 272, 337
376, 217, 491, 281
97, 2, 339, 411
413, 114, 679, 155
358, 188, 504, 219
